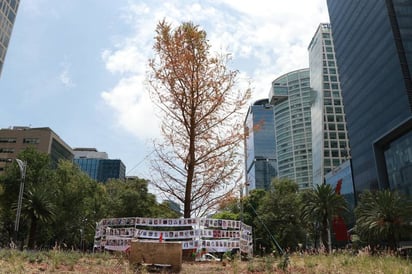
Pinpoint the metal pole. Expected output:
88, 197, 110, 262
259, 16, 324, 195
14, 159, 26, 246
240, 184, 244, 223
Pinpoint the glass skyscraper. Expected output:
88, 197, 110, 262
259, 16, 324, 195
269, 69, 313, 189
73, 148, 126, 183
244, 99, 277, 191
74, 158, 126, 183
0, 0, 19, 77
327, 0, 412, 198
308, 23, 351, 186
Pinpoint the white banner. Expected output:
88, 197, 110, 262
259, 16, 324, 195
94, 217, 252, 255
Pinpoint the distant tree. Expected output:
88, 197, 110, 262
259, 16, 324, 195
153, 200, 182, 218
354, 190, 412, 250
21, 186, 55, 249
104, 177, 158, 218
212, 193, 240, 220
51, 160, 107, 249
255, 178, 305, 253
0, 147, 54, 247
242, 189, 266, 226
148, 20, 251, 217
301, 183, 348, 253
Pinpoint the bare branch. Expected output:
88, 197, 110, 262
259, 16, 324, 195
147, 20, 250, 217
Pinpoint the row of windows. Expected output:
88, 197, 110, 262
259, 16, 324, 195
0, 137, 16, 143
323, 67, 337, 75
326, 115, 345, 122
0, 147, 14, 153
324, 140, 349, 149
323, 53, 335, 60
324, 158, 344, 168
325, 106, 343, 114
324, 98, 342, 105
324, 123, 346, 131
323, 75, 338, 82
324, 149, 349, 158
323, 60, 336, 67
0, 158, 12, 162
23, 138, 40, 144
324, 90, 342, 98
0, 137, 40, 144
323, 83, 340, 90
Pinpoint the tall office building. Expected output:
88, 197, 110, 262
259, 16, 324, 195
0, 126, 74, 173
73, 148, 126, 183
269, 68, 313, 189
0, 0, 19, 77
308, 23, 351, 186
327, 0, 412, 198
244, 99, 277, 191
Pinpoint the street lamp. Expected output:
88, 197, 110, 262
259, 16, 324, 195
14, 158, 27, 246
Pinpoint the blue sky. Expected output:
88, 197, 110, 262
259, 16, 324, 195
0, 0, 329, 179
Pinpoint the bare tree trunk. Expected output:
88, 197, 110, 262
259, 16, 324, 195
27, 217, 37, 249
327, 218, 332, 254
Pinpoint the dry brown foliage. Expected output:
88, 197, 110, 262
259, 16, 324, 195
147, 20, 251, 217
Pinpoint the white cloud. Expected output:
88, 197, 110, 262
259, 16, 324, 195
101, 75, 160, 140
101, 0, 329, 140
59, 61, 75, 88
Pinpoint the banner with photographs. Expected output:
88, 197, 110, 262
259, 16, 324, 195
94, 217, 252, 255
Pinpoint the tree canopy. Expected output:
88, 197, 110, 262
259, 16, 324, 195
301, 183, 348, 252
148, 20, 251, 217
0, 148, 175, 249
354, 190, 412, 249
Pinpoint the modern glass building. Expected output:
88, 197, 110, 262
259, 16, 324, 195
73, 148, 126, 183
269, 69, 313, 190
325, 160, 355, 215
327, 0, 412, 199
74, 158, 125, 183
244, 99, 277, 191
308, 23, 351, 186
0, 0, 19, 77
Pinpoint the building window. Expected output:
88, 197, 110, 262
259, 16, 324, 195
23, 138, 40, 144
384, 130, 412, 197
0, 158, 12, 162
0, 138, 16, 143
338, 132, 346, 139
332, 83, 339, 90
0, 148, 14, 153
326, 107, 334, 114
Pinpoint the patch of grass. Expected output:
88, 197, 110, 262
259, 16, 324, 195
0, 249, 410, 273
